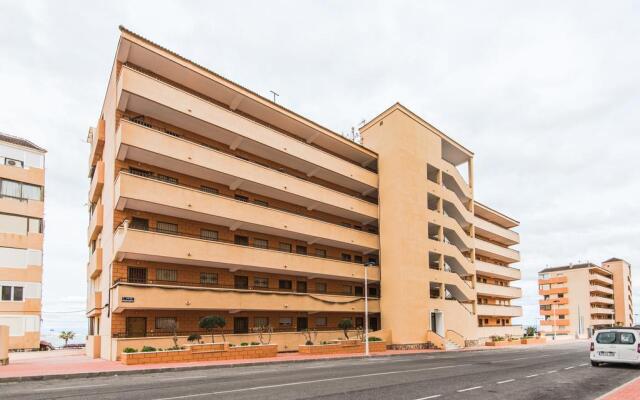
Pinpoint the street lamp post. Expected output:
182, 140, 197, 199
364, 262, 369, 357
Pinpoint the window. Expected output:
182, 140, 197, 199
279, 280, 292, 290
28, 218, 42, 233
127, 267, 147, 283
130, 217, 149, 231
200, 229, 218, 241
279, 317, 292, 328
253, 199, 268, 207
296, 245, 307, 255
279, 243, 292, 253
254, 317, 269, 328
156, 269, 177, 282
157, 174, 178, 184
200, 272, 218, 285
596, 332, 617, 344
13, 286, 23, 301
253, 238, 268, 249
620, 333, 636, 345
354, 255, 363, 264
341, 253, 352, 262
0, 179, 43, 201
155, 317, 177, 331
367, 256, 378, 265
1, 286, 11, 301
368, 287, 379, 297
157, 222, 178, 234
0, 213, 28, 234
129, 167, 152, 177
342, 285, 352, 295
234, 194, 249, 202
315, 317, 327, 327
200, 186, 219, 195
315, 282, 327, 293
254, 277, 269, 288
234, 235, 249, 246
354, 286, 364, 296
315, 249, 327, 258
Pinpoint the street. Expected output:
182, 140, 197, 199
0, 342, 637, 399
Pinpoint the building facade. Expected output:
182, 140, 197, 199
538, 259, 633, 338
0, 133, 45, 351
86, 27, 521, 360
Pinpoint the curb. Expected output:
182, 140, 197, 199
0, 342, 562, 384
595, 374, 640, 400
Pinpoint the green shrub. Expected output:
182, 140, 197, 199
367, 337, 382, 342
141, 346, 157, 352
122, 347, 137, 353
187, 333, 202, 343
250, 342, 260, 346
305, 340, 314, 345
338, 318, 354, 339
240, 342, 249, 346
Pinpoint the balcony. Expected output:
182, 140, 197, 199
539, 298, 569, 306
426, 180, 473, 226
538, 276, 567, 285
475, 260, 521, 281
115, 119, 377, 222
89, 161, 104, 203
474, 216, 519, 246
591, 307, 615, 315
87, 291, 102, 317
541, 319, 570, 327
115, 66, 377, 193
0, 196, 43, 219
589, 273, 613, 286
539, 308, 569, 316
476, 304, 523, 317
591, 318, 615, 326
590, 285, 614, 296
113, 227, 380, 282
114, 172, 378, 252
88, 119, 105, 168
476, 282, 521, 299
539, 287, 568, 296
591, 295, 614, 305
0, 232, 43, 250
111, 281, 380, 314
87, 203, 103, 244
475, 238, 520, 264
440, 160, 472, 200
0, 164, 44, 187
87, 247, 103, 279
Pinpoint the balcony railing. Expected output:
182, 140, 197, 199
123, 118, 378, 205
117, 224, 378, 267
122, 169, 379, 235
114, 278, 380, 298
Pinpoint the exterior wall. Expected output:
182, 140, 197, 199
601, 259, 634, 326
0, 138, 45, 350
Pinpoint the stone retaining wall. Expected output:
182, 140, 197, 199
120, 343, 278, 365
299, 340, 387, 355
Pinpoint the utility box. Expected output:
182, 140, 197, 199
0, 325, 8, 365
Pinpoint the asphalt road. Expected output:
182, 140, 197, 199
1, 341, 638, 400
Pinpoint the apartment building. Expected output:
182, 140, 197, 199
0, 133, 45, 351
538, 259, 633, 338
86, 27, 521, 360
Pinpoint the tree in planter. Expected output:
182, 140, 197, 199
187, 334, 202, 344
300, 328, 318, 345
338, 318, 353, 340
252, 325, 273, 345
59, 331, 75, 347
165, 319, 180, 349
525, 326, 538, 338
199, 316, 226, 343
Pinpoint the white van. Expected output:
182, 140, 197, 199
590, 328, 640, 366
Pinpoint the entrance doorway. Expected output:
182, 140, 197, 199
430, 311, 444, 336
296, 317, 308, 331
126, 317, 147, 337
233, 317, 249, 334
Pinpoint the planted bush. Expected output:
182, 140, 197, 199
367, 337, 382, 342
338, 318, 353, 339
141, 346, 157, 352
250, 342, 260, 346
188, 333, 202, 344
240, 342, 249, 346
199, 315, 226, 343
123, 347, 137, 353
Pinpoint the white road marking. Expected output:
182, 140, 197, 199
525, 374, 539, 378
34, 384, 108, 392
564, 366, 575, 370
457, 386, 482, 392
165, 376, 208, 381
579, 363, 588, 366
547, 370, 558, 374
497, 379, 515, 384
414, 395, 442, 399
152, 364, 472, 400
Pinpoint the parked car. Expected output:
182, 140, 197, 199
590, 328, 640, 366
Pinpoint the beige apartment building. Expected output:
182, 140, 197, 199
538, 259, 633, 338
0, 133, 45, 351
86, 27, 521, 360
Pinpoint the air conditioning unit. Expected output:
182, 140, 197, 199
6, 159, 18, 166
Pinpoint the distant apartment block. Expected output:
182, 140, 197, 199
86, 27, 521, 360
0, 133, 45, 350
538, 258, 633, 338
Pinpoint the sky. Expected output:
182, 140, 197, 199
0, 0, 639, 344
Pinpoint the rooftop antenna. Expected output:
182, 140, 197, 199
269, 90, 279, 103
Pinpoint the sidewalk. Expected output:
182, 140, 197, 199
0, 340, 582, 383
598, 375, 640, 400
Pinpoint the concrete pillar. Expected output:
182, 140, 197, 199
0, 325, 8, 365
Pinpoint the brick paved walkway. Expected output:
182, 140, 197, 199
599, 375, 640, 400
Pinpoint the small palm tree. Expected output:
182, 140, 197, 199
59, 331, 75, 347
338, 318, 353, 339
